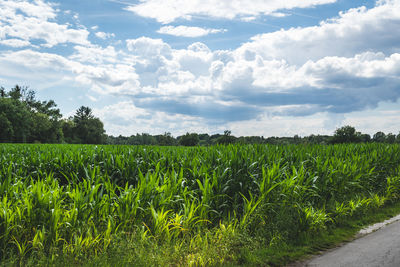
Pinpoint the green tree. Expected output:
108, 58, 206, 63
178, 133, 199, 146
217, 130, 236, 145
140, 133, 156, 145
359, 133, 371, 143
386, 133, 396, 144
156, 132, 176, 146
0, 85, 64, 143
331, 126, 361, 144
0, 87, 5, 98
29, 113, 52, 143
70, 106, 105, 144
0, 96, 31, 142
86, 118, 106, 144
373, 131, 386, 143
8, 85, 23, 100
0, 112, 14, 142
62, 120, 78, 143
396, 133, 400, 144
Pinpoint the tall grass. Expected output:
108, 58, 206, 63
0, 143, 400, 264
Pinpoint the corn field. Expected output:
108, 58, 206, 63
1, 143, 400, 264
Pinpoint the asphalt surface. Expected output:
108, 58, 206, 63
295, 219, 400, 267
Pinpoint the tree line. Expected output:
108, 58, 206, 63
0, 85, 105, 144
108, 127, 400, 146
1, 85, 399, 146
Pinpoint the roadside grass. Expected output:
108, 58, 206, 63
2, 201, 400, 267
240, 200, 400, 267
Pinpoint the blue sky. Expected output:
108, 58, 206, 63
0, 0, 399, 137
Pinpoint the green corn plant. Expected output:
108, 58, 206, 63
303, 206, 332, 232
31, 228, 45, 250
239, 192, 263, 228
1, 142, 400, 262
11, 236, 32, 260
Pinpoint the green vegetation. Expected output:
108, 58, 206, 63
0, 85, 105, 144
0, 86, 63, 143
1, 143, 400, 266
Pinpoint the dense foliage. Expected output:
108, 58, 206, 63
0, 86, 63, 143
1, 143, 400, 265
0, 86, 105, 144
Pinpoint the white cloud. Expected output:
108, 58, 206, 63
0, 38, 31, 47
0, 0, 90, 47
301, 52, 400, 85
1, 0, 57, 20
126, 37, 172, 57
0, 49, 78, 91
95, 31, 115, 40
157, 25, 226, 37
239, 0, 400, 65
1, 1, 400, 136
0, 49, 74, 72
240, 16, 257, 22
0, 48, 139, 96
86, 94, 98, 102
74, 64, 141, 95
120, 2, 400, 119
70, 45, 119, 64
269, 12, 289, 18
125, 0, 337, 24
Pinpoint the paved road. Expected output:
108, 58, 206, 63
296, 219, 400, 267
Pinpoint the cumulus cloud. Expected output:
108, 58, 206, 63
0, 49, 74, 72
121, 0, 400, 121
116, 6, 400, 122
0, 49, 78, 91
126, 37, 172, 57
1, 0, 57, 20
157, 25, 227, 37
70, 45, 119, 64
238, 0, 400, 65
1, 0, 400, 135
95, 31, 115, 40
0, 0, 90, 47
0, 48, 140, 96
218, 51, 400, 115
125, 0, 337, 24
0, 38, 31, 47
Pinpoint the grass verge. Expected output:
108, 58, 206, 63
3, 201, 400, 267
239, 200, 400, 266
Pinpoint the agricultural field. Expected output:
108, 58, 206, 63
1, 143, 400, 266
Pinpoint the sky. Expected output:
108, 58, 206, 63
0, 0, 399, 137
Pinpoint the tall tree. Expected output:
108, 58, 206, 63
0, 87, 5, 98
0, 96, 31, 142
373, 131, 386, 143
1, 85, 64, 143
331, 125, 361, 144
0, 112, 14, 142
69, 106, 105, 144
178, 133, 199, 146
217, 130, 236, 145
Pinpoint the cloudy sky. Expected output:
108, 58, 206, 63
0, 0, 399, 137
